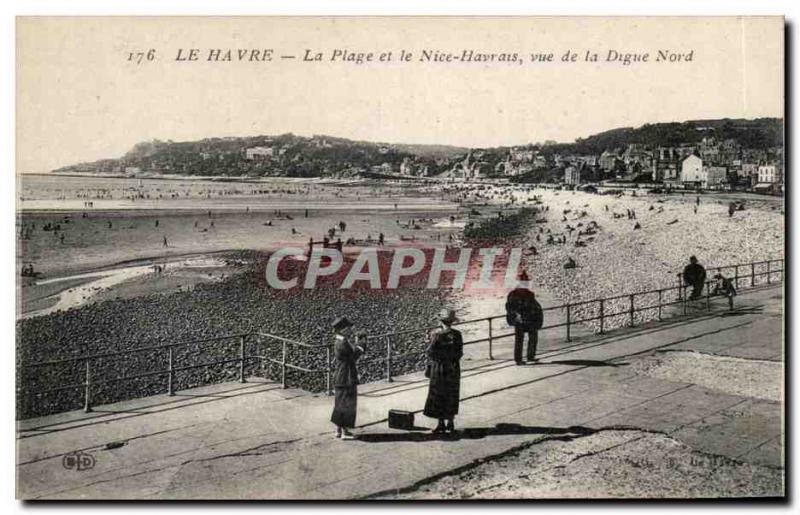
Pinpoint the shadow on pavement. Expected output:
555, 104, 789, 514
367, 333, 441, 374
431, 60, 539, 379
533, 359, 627, 367
356, 423, 596, 443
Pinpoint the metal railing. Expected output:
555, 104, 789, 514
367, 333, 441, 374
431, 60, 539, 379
17, 258, 783, 418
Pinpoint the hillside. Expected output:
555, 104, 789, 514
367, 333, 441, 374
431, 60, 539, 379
51, 118, 782, 178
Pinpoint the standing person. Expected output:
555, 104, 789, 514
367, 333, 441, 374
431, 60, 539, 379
505, 271, 544, 365
163, 236, 168, 247
330, 317, 364, 440
424, 309, 464, 434
683, 255, 707, 300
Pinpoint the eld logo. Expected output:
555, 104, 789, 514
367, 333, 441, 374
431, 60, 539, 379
62, 451, 96, 471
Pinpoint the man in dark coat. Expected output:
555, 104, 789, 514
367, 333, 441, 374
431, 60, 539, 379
683, 255, 707, 301
506, 271, 544, 365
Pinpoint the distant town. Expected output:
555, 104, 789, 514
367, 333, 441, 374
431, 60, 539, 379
51, 117, 784, 194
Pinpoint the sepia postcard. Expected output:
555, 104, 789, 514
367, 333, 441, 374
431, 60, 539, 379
15, 16, 785, 500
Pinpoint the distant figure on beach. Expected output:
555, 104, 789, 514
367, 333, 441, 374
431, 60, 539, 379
163, 236, 168, 247
155, 219, 159, 227
305, 209, 309, 218
424, 309, 463, 434
330, 317, 364, 440
712, 273, 737, 310
683, 255, 707, 300
339, 221, 346, 232
378, 232, 385, 246
505, 271, 544, 365
728, 202, 736, 218
564, 257, 577, 269
107, 220, 112, 229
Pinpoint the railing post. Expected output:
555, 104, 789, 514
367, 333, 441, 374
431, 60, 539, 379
677, 273, 683, 300
239, 335, 246, 383
751, 263, 756, 287
597, 299, 604, 334
766, 261, 771, 284
565, 303, 571, 342
281, 341, 287, 389
734, 265, 739, 290
780, 260, 784, 283
326, 344, 332, 396
705, 281, 711, 311
657, 290, 663, 321
386, 336, 393, 383
629, 294, 635, 327
167, 346, 175, 396
488, 318, 494, 360
83, 360, 92, 413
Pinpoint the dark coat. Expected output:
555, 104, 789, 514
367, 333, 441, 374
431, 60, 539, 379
423, 327, 463, 419
332, 335, 363, 387
505, 288, 544, 330
683, 263, 707, 286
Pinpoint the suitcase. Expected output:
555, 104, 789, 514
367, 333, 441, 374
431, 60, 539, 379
388, 409, 415, 430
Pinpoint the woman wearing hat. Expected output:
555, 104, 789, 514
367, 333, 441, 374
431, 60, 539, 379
423, 308, 464, 434
330, 317, 364, 440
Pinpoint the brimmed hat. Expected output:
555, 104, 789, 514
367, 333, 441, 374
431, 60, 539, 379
332, 317, 353, 331
439, 308, 457, 323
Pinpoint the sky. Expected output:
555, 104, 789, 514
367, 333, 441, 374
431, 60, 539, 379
17, 16, 784, 173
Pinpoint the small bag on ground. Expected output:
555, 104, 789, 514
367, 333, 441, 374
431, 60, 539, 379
388, 409, 415, 430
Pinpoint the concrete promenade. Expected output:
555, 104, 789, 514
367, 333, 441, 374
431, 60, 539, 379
16, 284, 784, 499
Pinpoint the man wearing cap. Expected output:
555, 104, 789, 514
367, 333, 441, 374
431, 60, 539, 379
330, 317, 364, 440
506, 271, 544, 365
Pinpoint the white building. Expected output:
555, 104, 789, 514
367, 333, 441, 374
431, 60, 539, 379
680, 155, 704, 186
564, 165, 581, 185
246, 146, 274, 160
757, 165, 781, 184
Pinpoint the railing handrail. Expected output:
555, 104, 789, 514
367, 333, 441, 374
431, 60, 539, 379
20, 257, 784, 369
21, 333, 250, 368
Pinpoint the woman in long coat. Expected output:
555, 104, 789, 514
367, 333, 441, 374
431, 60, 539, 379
330, 317, 364, 440
424, 308, 464, 434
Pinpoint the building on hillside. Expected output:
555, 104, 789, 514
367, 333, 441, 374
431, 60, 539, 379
680, 155, 704, 187
757, 165, 781, 185
703, 166, 728, 189
246, 146, 274, 160
652, 147, 681, 182
564, 165, 581, 185
599, 150, 619, 172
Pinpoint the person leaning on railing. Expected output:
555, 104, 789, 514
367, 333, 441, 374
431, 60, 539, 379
711, 273, 737, 310
682, 255, 707, 301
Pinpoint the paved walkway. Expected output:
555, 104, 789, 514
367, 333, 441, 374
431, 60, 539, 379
16, 285, 784, 499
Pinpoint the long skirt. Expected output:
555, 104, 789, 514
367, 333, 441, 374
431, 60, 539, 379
423, 361, 461, 420
331, 386, 358, 428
